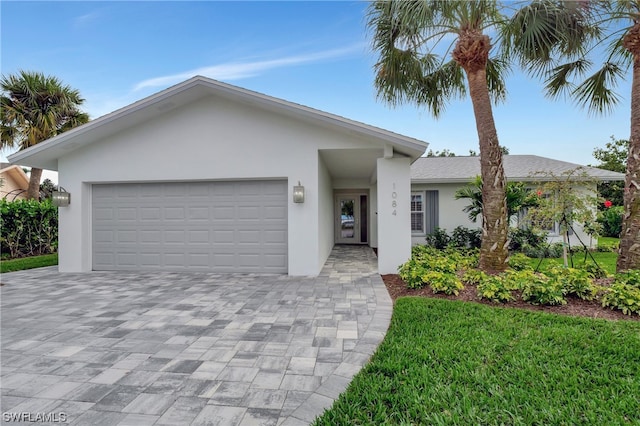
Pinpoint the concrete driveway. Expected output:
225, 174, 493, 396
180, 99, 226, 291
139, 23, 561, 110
0, 246, 391, 426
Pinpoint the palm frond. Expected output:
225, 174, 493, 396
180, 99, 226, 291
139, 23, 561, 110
486, 56, 509, 104
543, 58, 591, 99
572, 61, 625, 115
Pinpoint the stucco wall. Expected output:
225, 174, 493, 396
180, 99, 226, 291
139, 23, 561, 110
57, 95, 386, 275
317, 154, 334, 269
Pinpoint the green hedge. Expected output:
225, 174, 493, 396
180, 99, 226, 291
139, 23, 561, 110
0, 199, 58, 258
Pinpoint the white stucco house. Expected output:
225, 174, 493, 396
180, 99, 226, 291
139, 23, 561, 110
8, 76, 427, 275
9, 76, 624, 275
410, 155, 625, 248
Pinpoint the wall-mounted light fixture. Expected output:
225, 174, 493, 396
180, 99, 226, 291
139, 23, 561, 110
293, 181, 305, 203
52, 187, 71, 207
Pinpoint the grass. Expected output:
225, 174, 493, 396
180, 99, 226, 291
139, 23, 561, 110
524, 237, 619, 275
314, 298, 640, 425
1, 253, 58, 273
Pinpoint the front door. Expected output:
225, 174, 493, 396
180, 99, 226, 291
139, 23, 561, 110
335, 194, 367, 244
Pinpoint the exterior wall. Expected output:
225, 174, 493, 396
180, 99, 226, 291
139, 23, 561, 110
57, 95, 383, 275
317, 154, 334, 268
410, 182, 599, 249
377, 157, 411, 274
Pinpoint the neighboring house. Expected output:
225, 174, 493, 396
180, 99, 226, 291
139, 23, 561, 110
410, 155, 625, 248
0, 163, 29, 200
8, 76, 427, 275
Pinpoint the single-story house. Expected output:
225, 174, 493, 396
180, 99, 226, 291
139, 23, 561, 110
410, 155, 625, 248
8, 76, 427, 275
8, 76, 624, 275
0, 163, 29, 200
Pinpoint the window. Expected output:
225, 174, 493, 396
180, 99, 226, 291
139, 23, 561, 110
411, 193, 424, 233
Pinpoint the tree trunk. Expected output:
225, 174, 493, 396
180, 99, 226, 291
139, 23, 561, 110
26, 167, 42, 200
467, 70, 509, 273
618, 25, 640, 272
453, 31, 508, 273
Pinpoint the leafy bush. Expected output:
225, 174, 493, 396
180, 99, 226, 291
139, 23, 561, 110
422, 271, 464, 296
614, 270, 640, 287
502, 269, 539, 291
546, 267, 597, 301
523, 242, 564, 259
521, 274, 566, 306
602, 283, 640, 316
450, 226, 481, 249
507, 253, 532, 271
597, 206, 623, 238
398, 258, 429, 289
462, 268, 488, 285
0, 199, 58, 258
583, 262, 609, 279
509, 227, 546, 252
400, 246, 472, 291
597, 239, 619, 252
424, 228, 451, 249
477, 275, 514, 303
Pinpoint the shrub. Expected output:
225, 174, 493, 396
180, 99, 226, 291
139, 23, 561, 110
462, 268, 488, 286
422, 271, 464, 296
501, 269, 539, 291
507, 253, 532, 271
424, 228, 451, 249
509, 227, 546, 252
450, 226, 481, 249
602, 283, 640, 316
398, 258, 429, 289
546, 267, 598, 301
597, 206, 623, 238
477, 275, 514, 303
521, 274, 566, 306
614, 270, 640, 287
0, 199, 58, 258
582, 262, 609, 279
523, 242, 564, 259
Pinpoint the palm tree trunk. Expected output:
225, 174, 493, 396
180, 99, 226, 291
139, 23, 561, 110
26, 167, 42, 200
617, 37, 640, 272
466, 69, 509, 273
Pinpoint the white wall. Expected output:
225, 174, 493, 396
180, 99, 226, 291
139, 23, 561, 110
57, 95, 385, 275
317, 154, 334, 268
377, 157, 411, 274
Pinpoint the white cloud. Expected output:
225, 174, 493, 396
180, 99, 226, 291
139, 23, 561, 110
133, 44, 365, 91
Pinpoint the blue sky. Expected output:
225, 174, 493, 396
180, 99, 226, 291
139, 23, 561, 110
1, 1, 633, 171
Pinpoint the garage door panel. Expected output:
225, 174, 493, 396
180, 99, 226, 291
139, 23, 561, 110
92, 180, 287, 272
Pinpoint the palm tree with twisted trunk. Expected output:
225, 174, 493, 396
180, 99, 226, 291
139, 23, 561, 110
1, 71, 88, 199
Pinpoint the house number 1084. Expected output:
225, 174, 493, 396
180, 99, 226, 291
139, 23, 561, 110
392, 183, 397, 216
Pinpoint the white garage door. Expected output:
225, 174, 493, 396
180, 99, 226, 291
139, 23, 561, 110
92, 180, 287, 273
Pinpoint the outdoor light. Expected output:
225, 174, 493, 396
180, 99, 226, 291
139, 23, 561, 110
52, 188, 71, 207
293, 181, 305, 203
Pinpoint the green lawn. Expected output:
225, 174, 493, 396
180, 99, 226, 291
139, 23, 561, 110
314, 298, 640, 425
524, 251, 618, 275
1, 253, 58, 273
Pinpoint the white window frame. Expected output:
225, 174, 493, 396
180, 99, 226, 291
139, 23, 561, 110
411, 192, 425, 234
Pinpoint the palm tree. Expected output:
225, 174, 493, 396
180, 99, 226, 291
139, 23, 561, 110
455, 176, 539, 224
505, 1, 639, 272
368, 0, 512, 272
1, 71, 88, 199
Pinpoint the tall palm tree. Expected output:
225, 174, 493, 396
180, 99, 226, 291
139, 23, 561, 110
368, 0, 511, 272
506, 1, 639, 271
1, 71, 88, 199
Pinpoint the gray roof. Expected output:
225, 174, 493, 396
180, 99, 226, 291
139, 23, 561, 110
411, 155, 625, 183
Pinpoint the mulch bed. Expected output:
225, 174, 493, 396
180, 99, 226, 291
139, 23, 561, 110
381, 274, 640, 322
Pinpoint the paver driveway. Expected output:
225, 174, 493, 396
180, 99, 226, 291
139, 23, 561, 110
0, 246, 391, 425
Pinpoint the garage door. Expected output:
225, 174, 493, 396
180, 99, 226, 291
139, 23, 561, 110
92, 180, 287, 272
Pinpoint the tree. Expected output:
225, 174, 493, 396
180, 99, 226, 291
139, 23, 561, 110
506, 2, 640, 271
367, 1, 582, 272
1, 71, 88, 199
368, 0, 511, 272
592, 136, 628, 208
526, 168, 601, 267
426, 148, 456, 157
455, 176, 538, 223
